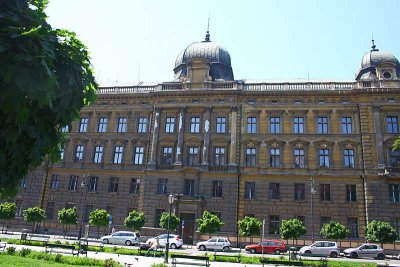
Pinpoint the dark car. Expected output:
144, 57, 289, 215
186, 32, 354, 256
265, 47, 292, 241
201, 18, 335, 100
245, 240, 287, 254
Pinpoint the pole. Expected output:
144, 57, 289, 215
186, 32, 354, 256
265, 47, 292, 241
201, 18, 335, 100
78, 175, 89, 240
310, 177, 315, 243
164, 194, 174, 263
262, 219, 265, 266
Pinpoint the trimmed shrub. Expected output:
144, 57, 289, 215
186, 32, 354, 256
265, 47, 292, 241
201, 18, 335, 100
19, 247, 32, 257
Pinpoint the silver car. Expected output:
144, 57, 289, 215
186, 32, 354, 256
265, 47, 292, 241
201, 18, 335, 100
100, 231, 139, 246
146, 234, 183, 249
344, 243, 385, 260
299, 241, 340, 258
196, 237, 232, 251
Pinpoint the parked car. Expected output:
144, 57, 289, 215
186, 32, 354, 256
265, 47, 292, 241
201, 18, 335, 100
299, 241, 340, 258
196, 237, 232, 251
146, 234, 183, 249
343, 243, 385, 260
100, 231, 139, 246
245, 240, 287, 254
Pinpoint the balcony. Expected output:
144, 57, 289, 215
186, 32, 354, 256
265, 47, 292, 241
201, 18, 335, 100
380, 166, 400, 177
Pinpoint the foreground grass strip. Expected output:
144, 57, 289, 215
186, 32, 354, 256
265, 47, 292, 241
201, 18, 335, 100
0, 254, 104, 267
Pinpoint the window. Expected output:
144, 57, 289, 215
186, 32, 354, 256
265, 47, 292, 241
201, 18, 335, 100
79, 118, 88, 132
184, 179, 195, 196
294, 117, 304, 134
270, 148, 280, 167
75, 145, 84, 162
216, 117, 227, 133
157, 178, 168, 195
246, 148, 257, 167
341, 117, 352, 134
344, 149, 355, 168
60, 148, 64, 160
130, 178, 141, 194
162, 147, 173, 165
319, 149, 330, 168
61, 125, 70, 133
346, 184, 357, 202
270, 117, 280, 133
320, 184, 331, 201
46, 202, 55, 220
245, 182, 255, 199
133, 146, 144, 165
113, 146, 123, 164
93, 145, 104, 163
15, 200, 23, 217
317, 117, 328, 134
269, 183, 280, 199
98, 117, 107, 132
68, 175, 78, 191
117, 117, 127, 132
190, 116, 200, 133
155, 209, 165, 227
295, 183, 305, 200
320, 216, 331, 229
389, 184, 400, 203
212, 180, 223, 197
269, 215, 280, 234
294, 149, 305, 168
50, 175, 59, 189
387, 116, 399, 133
165, 117, 175, 133
137, 117, 147, 133
87, 176, 98, 192
247, 117, 257, 133
108, 177, 119, 193
214, 147, 226, 166
188, 147, 200, 166
389, 149, 400, 167
348, 217, 359, 238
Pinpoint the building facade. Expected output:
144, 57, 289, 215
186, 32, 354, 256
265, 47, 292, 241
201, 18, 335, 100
12, 33, 400, 244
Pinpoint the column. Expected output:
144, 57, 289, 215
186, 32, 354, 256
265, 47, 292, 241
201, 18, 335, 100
148, 107, 161, 167
201, 106, 212, 166
373, 105, 385, 167
174, 107, 186, 166
229, 105, 238, 166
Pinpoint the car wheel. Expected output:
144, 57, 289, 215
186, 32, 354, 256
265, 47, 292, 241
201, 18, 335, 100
351, 252, 358, 258
376, 253, 385, 260
103, 239, 109, 244
170, 243, 177, 249
305, 250, 311, 254
275, 249, 281, 255
223, 246, 231, 251
330, 251, 338, 258
199, 245, 206, 251
125, 240, 132, 246
250, 248, 256, 254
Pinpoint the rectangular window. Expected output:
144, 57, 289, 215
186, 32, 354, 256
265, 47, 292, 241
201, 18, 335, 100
157, 178, 168, 195
346, 184, 357, 202
270, 117, 280, 133
75, 145, 84, 162
270, 148, 280, 167
130, 178, 141, 194
245, 182, 255, 199
216, 117, 226, 133
212, 180, 223, 197
87, 176, 98, 192
214, 147, 226, 166
341, 117, 352, 134
190, 116, 201, 133
344, 149, 355, 168
295, 183, 305, 200
79, 118, 88, 132
46, 202, 55, 220
319, 149, 330, 168
165, 117, 175, 133
98, 117, 107, 132
113, 146, 123, 164
294, 149, 305, 168
320, 184, 331, 201
50, 175, 59, 189
188, 147, 200, 166
162, 147, 173, 165
60, 148, 64, 160
61, 125, 70, 133
294, 117, 304, 134
155, 209, 165, 228
320, 216, 331, 229
133, 146, 144, 165
184, 179, 195, 196
68, 175, 78, 191
269, 183, 280, 199
269, 215, 280, 234
389, 184, 400, 203
348, 217, 359, 238
108, 177, 119, 193
15, 200, 23, 217
93, 146, 104, 163
317, 117, 328, 134
387, 116, 399, 133
117, 117, 127, 133
137, 117, 147, 133
246, 148, 257, 167
247, 117, 257, 133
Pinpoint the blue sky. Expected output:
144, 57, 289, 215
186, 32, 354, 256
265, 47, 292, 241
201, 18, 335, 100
46, 0, 400, 85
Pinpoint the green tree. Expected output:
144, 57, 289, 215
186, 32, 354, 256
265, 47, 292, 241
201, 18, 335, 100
280, 219, 307, 243
196, 211, 224, 237
124, 210, 145, 231
159, 212, 180, 232
0, 0, 97, 198
24, 206, 46, 233
0, 202, 16, 233
366, 220, 397, 247
238, 216, 262, 244
320, 221, 349, 242
89, 209, 110, 238
58, 207, 78, 238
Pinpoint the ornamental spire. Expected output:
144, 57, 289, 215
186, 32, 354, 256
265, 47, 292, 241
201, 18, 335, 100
371, 35, 379, 52
204, 15, 210, 42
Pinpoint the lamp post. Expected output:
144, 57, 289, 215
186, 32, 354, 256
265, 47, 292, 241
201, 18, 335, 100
164, 193, 176, 263
78, 175, 90, 240
310, 177, 316, 243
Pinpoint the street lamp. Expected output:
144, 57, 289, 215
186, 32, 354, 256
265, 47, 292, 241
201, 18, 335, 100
310, 177, 316, 243
78, 174, 90, 240
164, 193, 176, 263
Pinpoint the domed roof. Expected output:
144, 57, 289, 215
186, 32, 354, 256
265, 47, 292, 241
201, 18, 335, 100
174, 32, 234, 81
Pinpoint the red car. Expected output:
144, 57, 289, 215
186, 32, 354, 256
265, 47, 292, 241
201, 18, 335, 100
245, 240, 287, 254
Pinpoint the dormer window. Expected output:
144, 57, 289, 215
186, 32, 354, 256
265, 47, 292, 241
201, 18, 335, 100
383, 71, 392, 79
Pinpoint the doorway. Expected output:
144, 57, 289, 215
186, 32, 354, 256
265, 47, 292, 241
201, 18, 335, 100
179, 213, 195, 245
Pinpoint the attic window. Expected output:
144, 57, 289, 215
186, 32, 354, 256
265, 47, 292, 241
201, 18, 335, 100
342, 100, 350, 104
318, 100, 325, 104
388, 98, 395, 103
192, 99, 199, 104
248, 100, 255, 105
141, 102, 148, 105
167, 100, 174, 104
383, 71, 392, 79
271, 99, 278, 104
294, 99, 302, 104
218, 99, 225, 103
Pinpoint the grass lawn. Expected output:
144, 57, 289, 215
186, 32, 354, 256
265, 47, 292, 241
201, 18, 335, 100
0, 254, 104, 267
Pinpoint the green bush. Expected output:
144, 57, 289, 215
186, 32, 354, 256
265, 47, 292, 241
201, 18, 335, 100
104, 258, 119, 267
6, 246, 16, 255
150, 264, 168, 267
54, 253, 62, 262
19, 247, 32, 257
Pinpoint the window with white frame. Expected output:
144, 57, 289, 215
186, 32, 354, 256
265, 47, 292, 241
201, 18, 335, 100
137, 117, 147, 133
165, 117, 175, 133
246, 148, 257, 167
188, 147, 200, 165
75, 145, 84, 162
162, 147, 173, 165
294, 148, 305, 168
294, 117, 304, 134
216, 117, 227, 133
317, 116, 328, 134
319, 149, 330, 168
214, 147, 226, 166
98, 117, 107, 132
79, 118, 88, 132
341, 117, 352, 134
93, 145, 104, 163
270, 148, 280, 167
247, 117, 257, 133
113, 146, 123, 164
190, 116, 200, 133
344, 149, 355, 168
117, 117, 127, 132
133, 146, 144, 165
270, 117, 280, 133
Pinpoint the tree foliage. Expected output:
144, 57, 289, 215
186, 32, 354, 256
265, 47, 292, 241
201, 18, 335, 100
196, 211, 224, 234
0, 202, 16, 233
159, 212, 180, 231
58, 207, 78, 237
124, 210, 145, 231
320, 220, 349, 241
89, 209, 110, 238
366, 220, 397, 246
280, 219, 306, 241
0, 0, 97, 197
24, 206, 45, 233
238, 216, 262, 237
